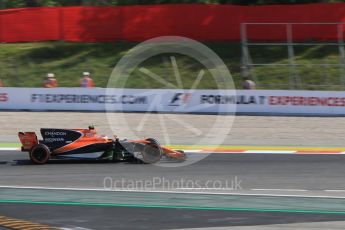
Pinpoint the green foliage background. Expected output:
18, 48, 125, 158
1, 42, 344, 90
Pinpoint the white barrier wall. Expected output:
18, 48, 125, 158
1, 88, 345, 115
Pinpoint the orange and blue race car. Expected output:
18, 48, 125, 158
18, 126, 186, 164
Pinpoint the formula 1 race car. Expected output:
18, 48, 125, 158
18, 126, 186, 164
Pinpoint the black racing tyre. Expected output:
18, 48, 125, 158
142, 138, 162, 164
29, 144, 50, 165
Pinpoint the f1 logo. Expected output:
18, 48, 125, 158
169, 93, 192, 106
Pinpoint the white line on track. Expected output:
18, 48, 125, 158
324, 190, 345, 192
176, 188, 241, 191
2, 185, 345, 199
0, 148, 19, 151
182, 150, 203, 153
244, 150, 296, 154
1, 148, 344, 155
251, 188, 308, 192
60, 228, 93, 230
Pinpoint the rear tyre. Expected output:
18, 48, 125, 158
142, 138, 162, 164
29, 144, 50, 165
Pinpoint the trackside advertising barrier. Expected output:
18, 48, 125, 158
2, 88, 345, 116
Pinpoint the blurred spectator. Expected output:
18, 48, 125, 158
43, 73, 58, 88
242, 77, 256, 90
0, 79, 3, 87
80, 72, 95, 88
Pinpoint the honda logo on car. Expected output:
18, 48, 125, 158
45, 137, 65, 142
0, 93, 8, 102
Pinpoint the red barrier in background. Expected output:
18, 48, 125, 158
1, 3, 345, 42
0, 7, 61, 42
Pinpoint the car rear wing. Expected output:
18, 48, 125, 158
18, 132, 38, 151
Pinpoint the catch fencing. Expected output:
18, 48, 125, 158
241, 22, 345, 90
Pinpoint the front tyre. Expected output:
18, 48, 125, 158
29, 144, 50, 165
142, 138, 162, 164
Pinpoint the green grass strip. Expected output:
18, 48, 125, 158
1, 199, 345, 215
0, 143, 20, 148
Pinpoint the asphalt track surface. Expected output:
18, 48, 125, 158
2, 151, 345, 229
2, 151, 345, 193
1, 203, 345, 230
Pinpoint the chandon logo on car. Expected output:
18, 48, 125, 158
44, 132, 67, 136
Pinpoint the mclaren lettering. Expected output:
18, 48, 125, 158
31, 94, 147, 104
